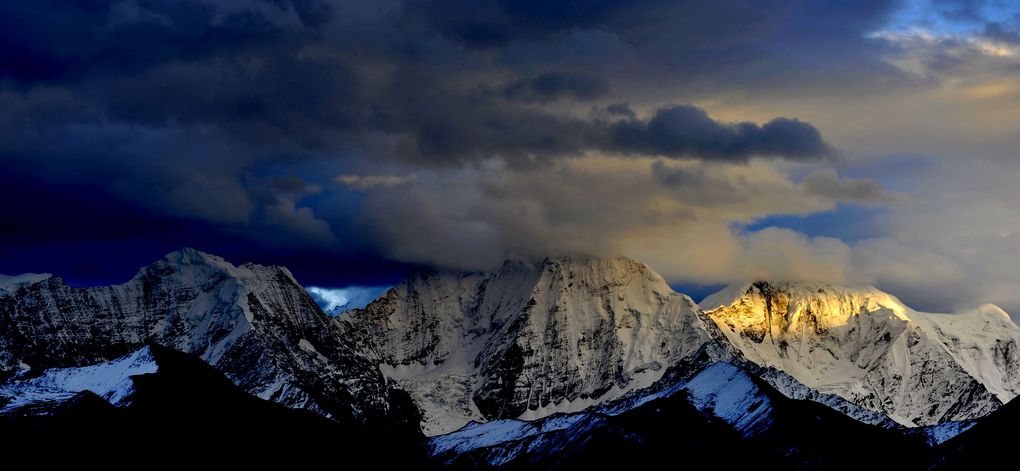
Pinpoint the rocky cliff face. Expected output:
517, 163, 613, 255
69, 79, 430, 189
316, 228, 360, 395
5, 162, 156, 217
0, 248, 415, 429
0, 344, 432, 468
910, 304, 1020, 403
6, 249, 1020, 448
337, 256, 723, 435
430, 360, 931, 469
703, 281, 1010, 426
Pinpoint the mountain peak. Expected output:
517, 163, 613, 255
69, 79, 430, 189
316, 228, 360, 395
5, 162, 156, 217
137, 248, 301, 287
535, 255, 674, 295
961, 303, 1013, 322
540, 254, 648, 269
701, 280, 911, 320
702, 279, 1015, 426
158, 247, 236, 270
337, 252, 709, 435
0, 248, 408, 430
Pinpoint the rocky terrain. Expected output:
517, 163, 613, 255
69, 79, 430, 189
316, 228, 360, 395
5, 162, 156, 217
0, 248, 417, 431
704, 281, 1019, 426
2, 249, 1019, 469
336, 256, 728, 435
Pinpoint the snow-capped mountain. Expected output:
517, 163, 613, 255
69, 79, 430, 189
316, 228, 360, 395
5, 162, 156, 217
702, 281, 1019, 426
0, 346, 157, 412
933, 376, 1020, 469
336, 256, 727, 435
431, 360, 929, 468
430, 361, 777, 464
0, 248, 415, 429
0, 343, 432, 467
6, 248, 1020, 467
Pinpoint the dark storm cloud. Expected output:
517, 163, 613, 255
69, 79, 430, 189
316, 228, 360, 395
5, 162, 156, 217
0, 0, 325, 84
606, 103, 635, 118
403, 0, 643, 48
610, 106, 834, 161
406, 0, 906, 94
270, 175, 315, 193
500, 72, 609, 103
0, 0, 852, 166
406, 0, 895, 51
380, 100, 833, 165
101, 48, 360, 146
0, 0, 903, 285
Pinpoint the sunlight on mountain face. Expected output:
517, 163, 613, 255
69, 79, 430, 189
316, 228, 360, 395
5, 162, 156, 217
307, 286, 391, 315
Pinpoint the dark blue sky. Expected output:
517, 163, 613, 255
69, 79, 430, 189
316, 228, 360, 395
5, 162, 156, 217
3, 0, 1020, 315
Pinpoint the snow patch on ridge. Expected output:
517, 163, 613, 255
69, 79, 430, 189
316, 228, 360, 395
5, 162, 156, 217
699, 283, 752, 312
916, 420, 976, 446
0, 347, 157, 411
683, 362, 773, 435
430, 361, 774, 460
0, 273, 52, 296
431, 414, 590, 457
703, 281, 1011, 427
911, 305, 1020, 402
340, 256, 717, 436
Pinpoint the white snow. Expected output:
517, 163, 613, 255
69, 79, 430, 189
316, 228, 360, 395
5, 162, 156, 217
430, 361, 775, 460
430, 414, 589, 457
0, 273, 52, 296
682, 362, 773, 435
704, 281, 1012, 427
918, 420, 976, 446
0, 347, 157, 411
340, 256, 717, 436
911, 304, 1020, 402
699, 283, 752, 312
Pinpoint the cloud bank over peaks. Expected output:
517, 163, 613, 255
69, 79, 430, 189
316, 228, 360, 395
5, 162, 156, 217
3, 0, 1019, 319
352, 156, 904, 285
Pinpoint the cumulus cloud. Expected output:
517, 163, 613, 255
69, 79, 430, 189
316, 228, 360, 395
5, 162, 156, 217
608, 106, 835, 161
864, 158, 1020, 316
307, 285, 391, 313
263, 199, 336, 247
738, 229, 855, 283
377, 98, 834, 166
356, 156, 898, 280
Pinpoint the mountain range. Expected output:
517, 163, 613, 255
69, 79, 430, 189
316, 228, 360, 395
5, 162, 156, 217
2, 248, 1016, 469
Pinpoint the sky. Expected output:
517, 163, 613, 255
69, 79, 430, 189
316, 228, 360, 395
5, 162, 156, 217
2, 0, 1020, 315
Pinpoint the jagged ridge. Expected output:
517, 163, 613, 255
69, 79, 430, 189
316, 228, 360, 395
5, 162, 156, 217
337, 256, 724, 435
703, 281, 1020, 426
0, 248, 417, 430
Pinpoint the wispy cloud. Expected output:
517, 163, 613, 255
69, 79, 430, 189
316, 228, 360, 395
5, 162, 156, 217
306, 285, 391, 314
